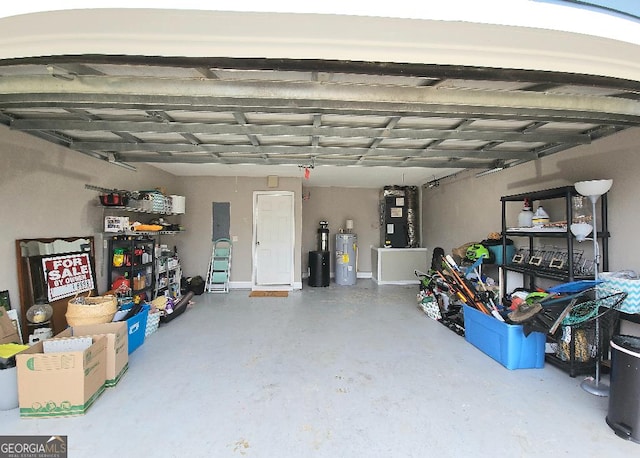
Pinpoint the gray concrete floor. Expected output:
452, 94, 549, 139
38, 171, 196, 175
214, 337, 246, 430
1, 280, 638, 457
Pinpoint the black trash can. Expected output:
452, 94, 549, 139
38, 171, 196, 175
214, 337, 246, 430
308, 251, 330, 287
606, 334, 640, 444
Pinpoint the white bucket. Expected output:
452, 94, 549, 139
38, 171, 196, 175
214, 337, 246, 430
170, 195, 186, 214
0, 366, 19, 410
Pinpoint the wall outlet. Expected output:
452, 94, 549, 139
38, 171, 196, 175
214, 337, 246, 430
232, 236, 238, 242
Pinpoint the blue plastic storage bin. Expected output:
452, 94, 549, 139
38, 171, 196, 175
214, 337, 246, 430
463, 304, 545, 369
120, 303, 149, 354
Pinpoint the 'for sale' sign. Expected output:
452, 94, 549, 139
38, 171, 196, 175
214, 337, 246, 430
43, 253, 95, 302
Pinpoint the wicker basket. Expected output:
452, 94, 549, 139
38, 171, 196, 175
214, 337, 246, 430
66, 294, 118, 326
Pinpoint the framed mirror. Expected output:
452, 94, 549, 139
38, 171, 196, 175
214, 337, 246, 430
15, 236, 98, 342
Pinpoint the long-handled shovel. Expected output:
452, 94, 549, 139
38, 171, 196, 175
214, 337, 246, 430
446, 255, 503, 320
441, 256, 491, 315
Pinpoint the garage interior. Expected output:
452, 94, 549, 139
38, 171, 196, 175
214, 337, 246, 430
1, 3, 640, 456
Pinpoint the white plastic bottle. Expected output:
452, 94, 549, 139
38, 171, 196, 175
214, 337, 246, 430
518, 199, 534, 227
532, 205, 550, 227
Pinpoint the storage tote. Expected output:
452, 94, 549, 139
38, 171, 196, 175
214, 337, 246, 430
601, 273, 640, 314
118, 303, 149, 354
463, 304, 546, 370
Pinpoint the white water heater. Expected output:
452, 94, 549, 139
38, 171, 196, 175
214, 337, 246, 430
335, 233, 357, 285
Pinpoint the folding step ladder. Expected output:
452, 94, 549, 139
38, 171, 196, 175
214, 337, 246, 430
205, 238, 232, 293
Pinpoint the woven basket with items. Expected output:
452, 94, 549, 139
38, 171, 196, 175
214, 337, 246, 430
66, 293, 117, 326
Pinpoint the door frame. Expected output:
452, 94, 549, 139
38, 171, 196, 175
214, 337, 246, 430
252, 191, 295, 290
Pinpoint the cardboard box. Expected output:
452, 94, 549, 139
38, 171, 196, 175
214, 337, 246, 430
463, 304, 545, 370
55, 321, 128, 387
601, 273, 640, 314
0, 308, 20, 345
16, 335, 107, 418
104, 216, 130, 233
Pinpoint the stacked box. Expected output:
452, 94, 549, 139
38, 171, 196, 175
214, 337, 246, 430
55, 321, 128, 387
601, 273, 640, 314
16, 336, 107, 418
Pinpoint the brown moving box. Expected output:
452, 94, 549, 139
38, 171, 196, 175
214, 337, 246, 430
16, 335, 107, 418
55, 321, 128, 387
0, 308, 20, 345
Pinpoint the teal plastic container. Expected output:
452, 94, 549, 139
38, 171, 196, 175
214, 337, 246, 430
487, 244, 515, 265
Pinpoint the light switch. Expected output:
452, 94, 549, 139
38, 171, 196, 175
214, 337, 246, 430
232, 236, 238, 242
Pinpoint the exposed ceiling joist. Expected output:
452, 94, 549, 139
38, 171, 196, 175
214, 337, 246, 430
0, 56, 638, 185
9, 119, 592, 144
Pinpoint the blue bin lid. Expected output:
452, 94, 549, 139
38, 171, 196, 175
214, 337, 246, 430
547, 280, 602, 294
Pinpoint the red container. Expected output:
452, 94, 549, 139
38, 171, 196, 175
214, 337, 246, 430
99, 193, 129, 206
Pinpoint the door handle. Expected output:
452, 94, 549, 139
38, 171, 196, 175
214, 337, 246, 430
256, 241, 260, 245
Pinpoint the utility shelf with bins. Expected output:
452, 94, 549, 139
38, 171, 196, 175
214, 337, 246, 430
500, 185, 610, 377
108, 236, 155, 303
88, 185, 186, 301
155, 249, 182, 300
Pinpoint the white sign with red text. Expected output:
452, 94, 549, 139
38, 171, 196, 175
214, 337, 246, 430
43, 253, 95, 302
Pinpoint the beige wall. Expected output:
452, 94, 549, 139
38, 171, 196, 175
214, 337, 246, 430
175, 176, 303, 286
300, 186, 384, 276
421, 127, 640, 273
0, 126, 179, 313
166, 181, 387, 285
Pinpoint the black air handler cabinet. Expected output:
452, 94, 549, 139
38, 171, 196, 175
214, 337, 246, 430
380, 186, 419, 248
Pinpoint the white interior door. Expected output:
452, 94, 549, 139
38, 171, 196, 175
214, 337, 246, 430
253, 192, 294, 287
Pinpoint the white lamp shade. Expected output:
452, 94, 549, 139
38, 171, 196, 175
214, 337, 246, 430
574, 179, 612, 197
570, 223, 593, 241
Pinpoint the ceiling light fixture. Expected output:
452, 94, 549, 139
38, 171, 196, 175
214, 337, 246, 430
46, 65, 76, 81
475, 167, 504, 178
107, 153, 137, 172
475, 160, 507, 178
426, 175, 440, 189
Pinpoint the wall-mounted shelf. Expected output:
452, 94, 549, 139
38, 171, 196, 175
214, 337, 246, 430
105, 230, 185, 236
101, 205, 182, 216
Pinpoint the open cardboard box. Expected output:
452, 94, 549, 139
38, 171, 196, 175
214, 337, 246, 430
0, 308, 20, 345
16, 335, 107, 418
55, 321, 128, 387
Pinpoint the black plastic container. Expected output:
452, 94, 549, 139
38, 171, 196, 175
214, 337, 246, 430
308, 251, 330, 287
607, 334, 640, 444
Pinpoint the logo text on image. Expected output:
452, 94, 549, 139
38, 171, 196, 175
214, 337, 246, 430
0, 435, 68, 458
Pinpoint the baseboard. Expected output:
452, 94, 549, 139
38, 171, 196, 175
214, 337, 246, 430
303, 272, 372, 279
371, 278, 419, 285
229, 281, 252, 290
229, 281, 303, 290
